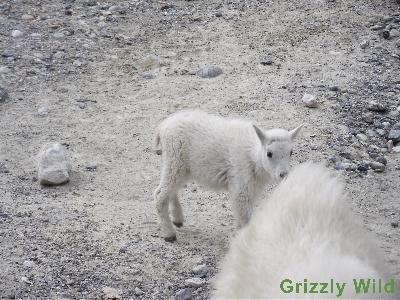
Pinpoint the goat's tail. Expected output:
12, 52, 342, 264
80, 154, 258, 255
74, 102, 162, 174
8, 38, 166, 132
153, 126, 162, 155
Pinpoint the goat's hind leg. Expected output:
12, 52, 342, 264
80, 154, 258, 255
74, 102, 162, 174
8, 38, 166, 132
170, 192, 184, 227
155, 174, 178, 242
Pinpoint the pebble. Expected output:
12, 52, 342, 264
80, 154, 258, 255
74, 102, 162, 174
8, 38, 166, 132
175, 288, 194, 300
371, 24, 385, 31
360, 40, 369, 49
387, 140, 394, 152
388, 129, 400, 142
302, 93, 318, 108
38, 143, 72, 186
21, 276, 32, 284
139, 55, 161, 70
260, 58, 273, 66
356, 133, 368, 142
367, 101, 386, 112
197, 65, 223, 78
23, 260, 35, 268
392, 146, 400, 153
54, 32, 65, 39
362, 112, 374, 123
21, 14, 34, 21
329, 85, 340, 92
192, 264, 208, 275
184, 278, 206, 287
102, 287, 121, 299
391, 221, 399, 228
0, 87, 9, 102
134, 287, 143, 296
375, 129, 385, 136
0, 66, 10, 74
369, 161, 385, 172
37, 106, 49, 116
11, 30, 23, 38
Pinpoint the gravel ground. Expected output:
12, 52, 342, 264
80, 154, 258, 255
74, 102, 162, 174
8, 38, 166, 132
1, 0, 400, 299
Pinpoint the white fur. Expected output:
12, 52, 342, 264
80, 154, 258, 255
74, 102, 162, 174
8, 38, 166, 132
154, 110, 302, 241
213, 162, 396, 299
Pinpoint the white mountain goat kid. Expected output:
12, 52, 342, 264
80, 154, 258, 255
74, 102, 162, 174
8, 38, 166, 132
214, 162, 396, 299
153, 110, 303, 242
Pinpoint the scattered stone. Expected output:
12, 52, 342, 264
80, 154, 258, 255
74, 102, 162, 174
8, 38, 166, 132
21, 276, 32, 284
0, 87, 9, 102
54, 32, 65, 39
175, 288, 194, 300
11, 30, 23, 38
374, 156, 387, 165
0, 66, 10, 74
302, 93, 318, 108
0, 161, 9, 173
362, 112, 374, 123
23, 260, 35, 268
369, 161, 385, 172
370, 24, 385, 31
184, 278, 206, 288
192, 264, 208, 275
38, 143, 72, 186
119, 243, 129, 253
215, 11, 223, 17
139, 55, 161, 70
21, 14, 34, 21
197, 66, 223, 78
260, 58, 273, 66
85, 164, 97, 171
375, 129, 385, 136
383, 29, 391, 39
329, 85, 340, 92
388, 129, 400, 142
37, 106, 49, 117
387, 140, 394, 152
367, 101, 386, 112
356, 133, 368, 142
392, 146, 400, 153
134, 287, 143, 296
102, 287, 121, 300
357, 162, 369, 172
360, 40, 369, 49
391, 221, 399, 228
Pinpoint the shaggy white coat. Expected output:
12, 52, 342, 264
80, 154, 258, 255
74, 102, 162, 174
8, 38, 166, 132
154, 110, 302, 241
213, 162, 396, 299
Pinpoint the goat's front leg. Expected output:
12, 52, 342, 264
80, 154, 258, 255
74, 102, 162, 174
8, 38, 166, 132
229, 181, 255, 228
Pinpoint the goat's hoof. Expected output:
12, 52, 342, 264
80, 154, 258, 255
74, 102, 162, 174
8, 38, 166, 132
164, 235, 177, 243
173, 221, 183, 228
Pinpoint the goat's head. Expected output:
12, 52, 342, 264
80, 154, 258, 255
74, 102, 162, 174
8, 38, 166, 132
253, 124, 303, 182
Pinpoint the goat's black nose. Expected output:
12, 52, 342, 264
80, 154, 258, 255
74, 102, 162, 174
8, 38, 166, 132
280, 172, 288, 178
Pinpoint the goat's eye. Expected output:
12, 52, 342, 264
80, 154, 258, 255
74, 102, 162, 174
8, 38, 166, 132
267, 151, 273, 158
290, 150, 293, 156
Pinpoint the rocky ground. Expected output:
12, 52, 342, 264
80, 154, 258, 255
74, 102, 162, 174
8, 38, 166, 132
1, 0, 400, 299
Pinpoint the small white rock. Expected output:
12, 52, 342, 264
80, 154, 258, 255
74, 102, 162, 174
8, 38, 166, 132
356, 133, 368, 142
387, 140, 394, 152
21, 276, 32, 284
102, 287, 121, 299
38, 143, 72, 186
192, 264, 208, 275
21, 14, 34, 21
302, 93, 318, 108
184, 277, 206, 288
53, 32, 65, 39
11, 30, 24, 38
37, 106, 49, 116
134, 287, 143, 296
23, 260, 35, 268
392, 146, 400, 153
0, 66, 10, 74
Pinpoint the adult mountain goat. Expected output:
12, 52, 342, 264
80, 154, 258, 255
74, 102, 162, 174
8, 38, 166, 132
213, 162, 397, 299
154, 110, 303, 242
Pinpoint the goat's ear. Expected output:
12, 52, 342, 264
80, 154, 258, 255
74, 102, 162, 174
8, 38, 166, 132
290, 124, 304, 140
253, 125, 269, 145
